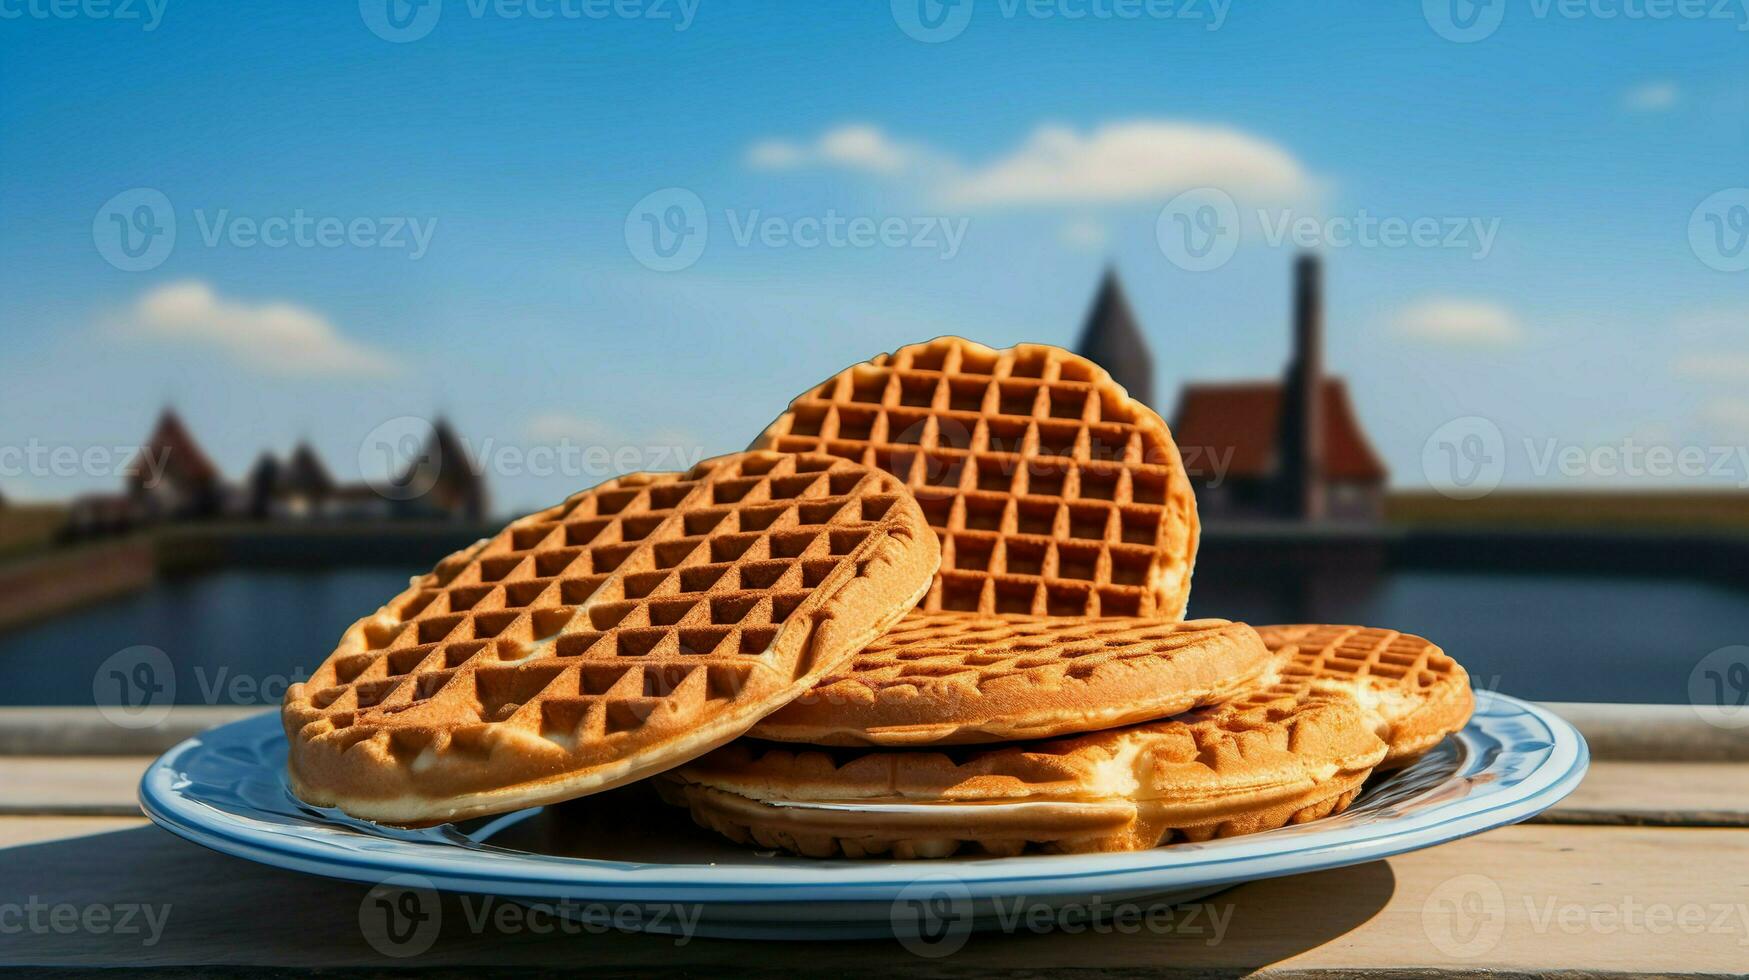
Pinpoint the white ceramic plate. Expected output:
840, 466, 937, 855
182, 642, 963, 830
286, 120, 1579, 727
140, 690, 1585, 939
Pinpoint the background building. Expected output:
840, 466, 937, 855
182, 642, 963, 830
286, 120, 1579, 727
67, 412, 488, 537
1078, 256, 1387, 523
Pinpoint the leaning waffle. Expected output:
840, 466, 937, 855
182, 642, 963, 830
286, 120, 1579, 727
749, 613, 1274, 746
753, 337, 1199, 620
660, 695, 1387, 857
1250, 624, 1474, 767
282, 451, 940, 825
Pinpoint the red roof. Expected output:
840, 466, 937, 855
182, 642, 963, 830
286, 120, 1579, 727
1170, 378, 1387, 483
126, 410, 221, 488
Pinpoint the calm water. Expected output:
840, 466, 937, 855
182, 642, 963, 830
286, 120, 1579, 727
3, 567, 1746, 706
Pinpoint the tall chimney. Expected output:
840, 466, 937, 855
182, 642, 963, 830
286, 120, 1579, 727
1279, 253, 1325, 520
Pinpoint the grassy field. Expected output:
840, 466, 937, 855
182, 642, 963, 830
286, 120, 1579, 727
0, 504, 67, 559
1387, 490, 1749, 531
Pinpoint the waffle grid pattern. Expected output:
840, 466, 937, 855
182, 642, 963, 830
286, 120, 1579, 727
756, 338, 1196, 619
807, 613, 1249, 692
285, 453, 919, 767
1240, 624, 1461, 710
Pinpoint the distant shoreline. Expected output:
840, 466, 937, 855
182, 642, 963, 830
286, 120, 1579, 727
0, 508, 1744, 634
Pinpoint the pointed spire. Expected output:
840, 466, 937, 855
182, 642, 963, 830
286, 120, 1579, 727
395, 416, 489, 521
283, 442, 335, 497
129, 407, 221, 488
1074, 266, 1154, 407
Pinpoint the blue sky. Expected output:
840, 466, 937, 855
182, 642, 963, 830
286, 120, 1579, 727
2, 1, 1746, 512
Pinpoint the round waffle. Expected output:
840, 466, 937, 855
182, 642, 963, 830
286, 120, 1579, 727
752, 337, 1199, 620
660, 695, 1387, 858
1249, 624, 1474, 767
748, 612, 1275, 746
281, 451, 940, 825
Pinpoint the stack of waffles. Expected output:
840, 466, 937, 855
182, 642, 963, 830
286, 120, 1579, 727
283, 338, 1474, 855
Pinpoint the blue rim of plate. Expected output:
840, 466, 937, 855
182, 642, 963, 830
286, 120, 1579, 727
140, 690, 1586, 903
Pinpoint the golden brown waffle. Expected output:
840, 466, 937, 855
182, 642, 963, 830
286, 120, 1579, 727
661, 695, 1387, 857
281, 451, 940, 825
749, 612, 1274, 746
1249, 624, 1474, 767
752, 337, 1199, 620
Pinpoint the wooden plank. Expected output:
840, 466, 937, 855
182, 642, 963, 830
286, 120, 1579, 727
0, 757, 151, 816
0, 707, 262, 755
14, 756, 1749, 826
13, 703, 1748, 761
1, 818, 1744, 975
0, 816, 143, 849
1542, 761, 1749, 827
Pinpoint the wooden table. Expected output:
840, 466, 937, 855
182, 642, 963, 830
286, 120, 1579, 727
5, 755, 1747, 976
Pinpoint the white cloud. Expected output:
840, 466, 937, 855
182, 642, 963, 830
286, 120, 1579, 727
746, 124, 941, 177
121, 281, 397, 377
1059, 218, 1109, 250
745, 140, 805, 170
746, 119, 1314, 207
1390, 299, 1524, 347
1673, 352, 1749, 382
1623, 81, 1679, 112
1699, 397, 1749, 438
944, 121, 1311, 205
